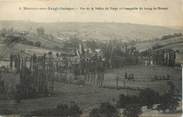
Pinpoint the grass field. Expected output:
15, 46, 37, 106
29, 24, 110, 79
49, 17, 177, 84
0, 65, 181, 116
104, 65, 181, 94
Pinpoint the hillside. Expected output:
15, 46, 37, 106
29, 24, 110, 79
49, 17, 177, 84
134, 35, 183, 63
0, 21, 182, 41
0, 43, 59, 60
135, 35, 183, 51
0, 21, 183, 63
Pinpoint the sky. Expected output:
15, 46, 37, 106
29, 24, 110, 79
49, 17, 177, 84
0, 0, 183, 28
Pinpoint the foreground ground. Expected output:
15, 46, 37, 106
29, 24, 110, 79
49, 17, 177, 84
0, 65, 181, 116
0, 82, 181, 117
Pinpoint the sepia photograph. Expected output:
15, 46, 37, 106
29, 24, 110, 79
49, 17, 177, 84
0, 0, 182, 117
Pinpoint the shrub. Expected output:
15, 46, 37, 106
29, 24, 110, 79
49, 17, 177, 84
139, 88, 160, 109
34, 41, 41, 47
117, 94, 140, 108
69, 103, 82, 117
31, 102, 82, 117
37, 27, 45, 36
89, 102, 118, 117
56, 104, 69, 116
123, 104, 142, 117
157, 93, 179, 112
89, 108, 100, 117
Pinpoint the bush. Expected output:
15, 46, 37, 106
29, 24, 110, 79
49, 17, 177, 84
123, 104, 142, 117
21, 40, 34, 46
117, 94, 140, 108
34, 41, 41, 47
89, 102, 118, 117
37, 27, 45, 36
156, 81, 179, 113
89, 108, 100, 117
69, 102, 82, 117
56, 104, 69, 116
139, 88, 160, 109
31, 102, 82, 117
157, 93, 179, 112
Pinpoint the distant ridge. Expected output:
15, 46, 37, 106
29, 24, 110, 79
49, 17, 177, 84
0, 20, 182, 41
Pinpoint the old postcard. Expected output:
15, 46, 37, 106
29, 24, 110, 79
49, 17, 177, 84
0, 0, 182, 117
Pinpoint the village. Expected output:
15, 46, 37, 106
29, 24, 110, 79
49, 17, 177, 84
0, 27, 182, 117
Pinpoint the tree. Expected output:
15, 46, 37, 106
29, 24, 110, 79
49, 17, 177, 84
117, 94, 140, 108
167, 81, 175, 94
69, 102, 82, 117
15, 84, 22, 103
157, 81, 179, 113
36, 27, 45, 36
157, 93, 179, 112
89, 108, 100, 117
32, 103, 82, 116
0, 28, 7, 37
86, 40, 99, 51
89, 102, 118, 117
139, 88, 160, 109
56, 104, 69, 116
34, 41, 41, 47
99, 102, 118, 117
123, 104, 142, 117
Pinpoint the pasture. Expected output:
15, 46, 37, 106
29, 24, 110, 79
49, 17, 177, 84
104, 65, 181, 94
0, 64, 181, 116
